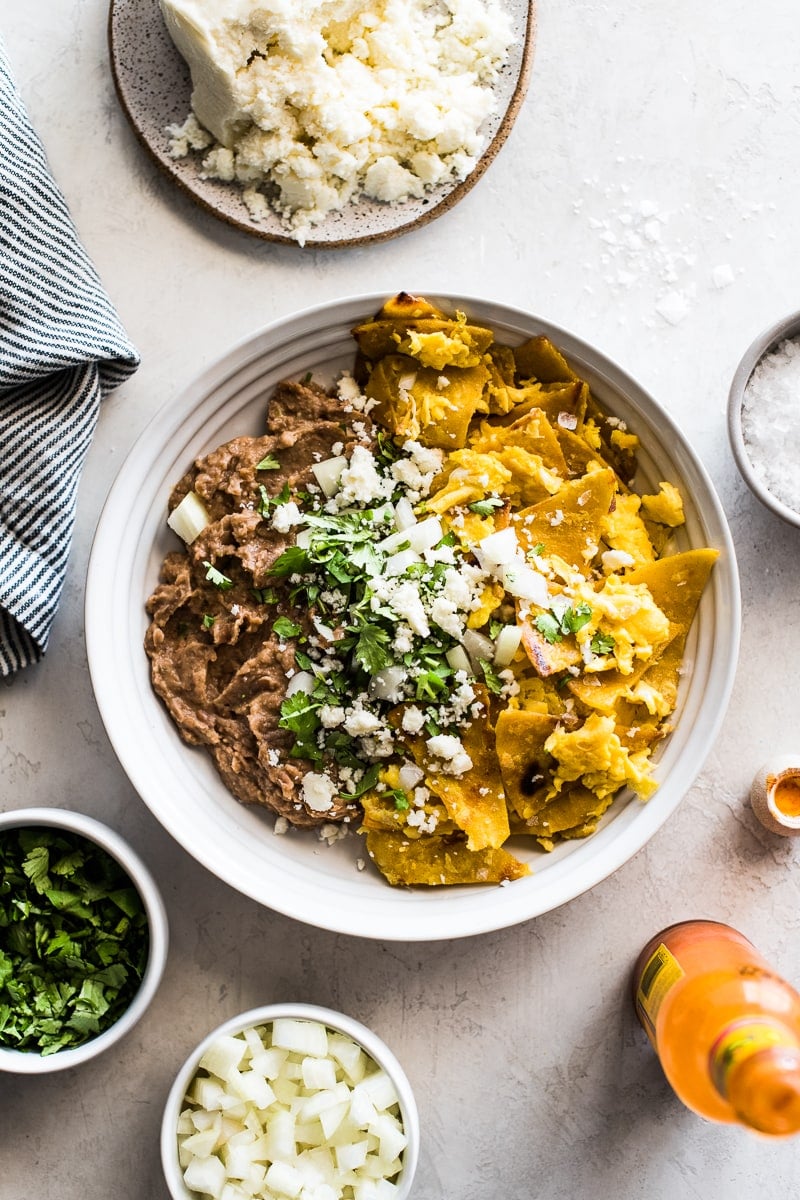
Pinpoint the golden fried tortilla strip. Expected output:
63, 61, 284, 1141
496, 708, 559, 820
514, 468, 617, 570
519, 784, 612, 840
366, 354, 489, 449
513, 335, 579, 384
364, 831, 530, 886
424, 705, 509, 851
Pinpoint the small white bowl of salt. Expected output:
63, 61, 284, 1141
729, 311, 800, 529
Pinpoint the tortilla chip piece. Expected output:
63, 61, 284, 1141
552, 427, 598, 478
425, 707, 510, 850
626, 549, 718, 628
522, 784, 613, 838
376, 292, 448, 321
471, 409, 568, 476
496, 709, 559, 820
520, 618, 583, 678
364, 831, 530, 886
360, 790, 456, 837
515, 468, 617, 570
513, 335, 579, 384
366, 354, 489, 449
352, 317, 493, 365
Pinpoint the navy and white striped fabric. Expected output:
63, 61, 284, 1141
0, 37, 140, 675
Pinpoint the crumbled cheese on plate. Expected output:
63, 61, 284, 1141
161, 0, 514, 241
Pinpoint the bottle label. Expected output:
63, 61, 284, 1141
635, 942, 685, 1043
709, 1019, 799, 1099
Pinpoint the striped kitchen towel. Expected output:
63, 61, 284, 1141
0, 36, 140, 676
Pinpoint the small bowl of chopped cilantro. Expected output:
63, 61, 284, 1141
0, 807, 168, 1072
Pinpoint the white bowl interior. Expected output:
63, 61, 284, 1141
86, 293, 741, 940
160, 1002, 419, 1200
0, 806, 169, 1073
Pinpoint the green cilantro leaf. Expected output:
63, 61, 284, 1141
467, 497, 504, 517
270, 546, 311, 578
255, 454, 281, 471
354, 625, 391, 674
203, 561, 233, 590
591, 630, 616, 655
273, 616, 302, 640
534, 613, 562, 643
202, 614, 216, 629
561, 602, 593, 635
479, 658, 504, 696
338, 764, 382, 801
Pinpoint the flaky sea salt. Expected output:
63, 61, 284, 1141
741, 336, 800, 513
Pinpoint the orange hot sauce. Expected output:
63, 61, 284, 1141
633, 920, 800, 1136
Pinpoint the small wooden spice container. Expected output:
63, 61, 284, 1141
751, 757, 800, 836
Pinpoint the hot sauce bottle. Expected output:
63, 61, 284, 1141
633, 920, 800, 1136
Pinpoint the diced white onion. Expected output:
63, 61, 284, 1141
286, 671, 315, 696
177, 1019, 407, 1200
501, 563, 549, 607
368, 666, 408, 703
473, 527, 518, 570
383, 548, 422, 577
462, 628, 494, 668
493, 625, 523, 668
404, 516, 443, 553
167, 490, 211, 545
445, 645, 473, 677
311, 456, 348, 498
377, 528, 412, 554
393, 497, 416, 531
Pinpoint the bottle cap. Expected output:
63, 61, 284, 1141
751, 757, 800, 836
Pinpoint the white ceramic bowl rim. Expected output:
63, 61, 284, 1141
160, 1002, 420, 1200
86, 291, 741, 941
0, 806, 169, 1074
727, 308, 800, 530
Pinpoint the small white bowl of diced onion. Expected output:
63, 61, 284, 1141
162, 1003, 419, 1200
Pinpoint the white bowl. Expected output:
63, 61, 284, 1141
160, 1002, 419, 1200
0, 806, 168, 1073
86, 293, 741, 940
728, 308, 800, 530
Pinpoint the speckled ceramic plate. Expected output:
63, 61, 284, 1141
85, 293, 741, 941
108, 0, 535, 248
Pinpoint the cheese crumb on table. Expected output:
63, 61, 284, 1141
161, 0, 514, 241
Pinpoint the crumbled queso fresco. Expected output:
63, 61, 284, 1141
161, 0, 514, 241
267, 373, 518, 823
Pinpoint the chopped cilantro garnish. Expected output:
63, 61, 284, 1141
253, 587, 279, 605
467, 497, 503, 517
529, 542, 546, 558
561, 602, 593, 634
203, 561, 233, 590
201, 614, 216, 629
273, 616, 302, 640
591, 630, 616, 656
479, 658, 504, 695
270, 546, 311, 578
354, 624, 392, 674
387, 788, 410, 811
338, 764, 381, 801
534, 613, 562, 644
278, 693, 323, 763
255, 454, 281, 471
0, 828, 148, 1056
258, 482, 291, 516
535, 602, 593, 643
